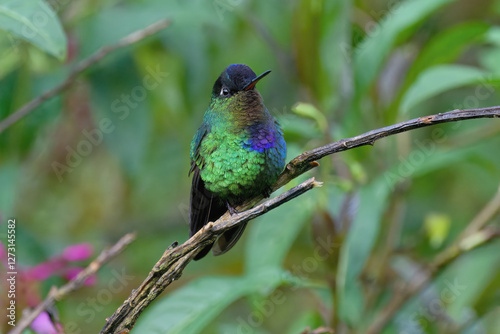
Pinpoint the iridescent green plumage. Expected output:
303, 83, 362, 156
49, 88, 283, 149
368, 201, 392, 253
189, 64, 286, 260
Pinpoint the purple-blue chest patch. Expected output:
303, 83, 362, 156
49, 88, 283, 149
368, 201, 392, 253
242, 127, 276, 153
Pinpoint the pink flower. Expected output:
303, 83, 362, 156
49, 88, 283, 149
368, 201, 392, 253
65, 267, 97, 286
23, 243, 95, 283
0, 241, 97, 333
30, 311, 62, 334
26, 261, 65, 281
0, 242, 6, 265
62, 243, 93, 262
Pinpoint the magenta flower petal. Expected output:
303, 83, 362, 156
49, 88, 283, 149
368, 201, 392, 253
62, 243, 93, 262
26, 261, 64, 281
65, 267, 97, 286
30, 311, 60, 334
0, 242, 6, 262
84, 274, 97, 286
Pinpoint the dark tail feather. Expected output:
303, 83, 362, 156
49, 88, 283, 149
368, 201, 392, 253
189, 165, 226, 260
212, 222, 248, 256
193, 243, 212, 260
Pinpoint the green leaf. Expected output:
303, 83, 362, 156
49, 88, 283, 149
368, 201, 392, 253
480, 33, 500, 74
380, 145, 479, 213
317, 0, 350, 111
354, 0, 458, 96
292, 102, 328, 133
404, 22, 489, 88
337, 179, 391, 324
89, 57, 153, 176
381, 146, 475, 191
280, 115, 323, 141
0, 0, 67, 59
410, 147, 474, 179
245, 196, 313, 273
400, 65, 500, 114
444, 242, 500, 319
485, 26, 500, 46
133, 269, 286, 334
394, 241, 500, 330
285, 310, 324, 334
468, 308, 500, 334
389, 22, 490, 116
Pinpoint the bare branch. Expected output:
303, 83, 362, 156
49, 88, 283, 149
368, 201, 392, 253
100, 178, 321, 334
100, 106, 500, 333
9, 233, 136, 334
275, 106, 500, 189
0, 19, 170, 134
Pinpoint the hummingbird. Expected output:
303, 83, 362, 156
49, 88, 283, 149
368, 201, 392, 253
189, 64, 287, 260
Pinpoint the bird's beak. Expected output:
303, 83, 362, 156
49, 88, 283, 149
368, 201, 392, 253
243, 70, 271, 91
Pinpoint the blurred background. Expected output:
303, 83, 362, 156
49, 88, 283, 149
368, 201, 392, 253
1, 0, 500, 333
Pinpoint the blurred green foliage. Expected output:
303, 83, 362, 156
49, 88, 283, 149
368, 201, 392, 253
1, 0, 500, 333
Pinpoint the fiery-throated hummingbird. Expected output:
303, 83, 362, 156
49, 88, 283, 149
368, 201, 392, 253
189, 64, 287, 260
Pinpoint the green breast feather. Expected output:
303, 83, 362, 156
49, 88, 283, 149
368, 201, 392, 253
194, 129, 281, 198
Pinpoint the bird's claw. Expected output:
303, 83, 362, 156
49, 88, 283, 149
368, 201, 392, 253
226, 201, 239, 215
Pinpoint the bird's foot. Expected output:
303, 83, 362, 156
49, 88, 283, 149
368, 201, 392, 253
226, 201, 239, 215
262, 187, 273, 198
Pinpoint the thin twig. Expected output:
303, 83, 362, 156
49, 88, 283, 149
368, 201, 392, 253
458, 184, 500, 239
100, 178, 321, 334
365, 228, 500, 334
0, 19, 170, 134
430, 183, 500, 266
8, 233, 136, 334
275, 106, 500, 190
301, 326, 335, 334
366, 183, 500, 334
100, 106, 500, 333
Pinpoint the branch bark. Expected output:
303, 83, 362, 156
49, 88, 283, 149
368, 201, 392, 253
9, 233, 136, 334
0, 19, 170, 134
100, 106, 500, 333
276, 106, 500, 190
99, 178, 321, 334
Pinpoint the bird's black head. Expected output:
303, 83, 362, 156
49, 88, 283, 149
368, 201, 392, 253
211, 64, 271, 99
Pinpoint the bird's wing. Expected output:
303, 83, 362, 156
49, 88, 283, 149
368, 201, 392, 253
188, 120, 248, 259
189, 122, 229, 260
189, 165, 212, 259
189, 165, 227, 260
189, 122, 210, 175
212, 222, 248, 256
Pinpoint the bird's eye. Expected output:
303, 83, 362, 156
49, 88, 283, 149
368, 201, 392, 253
220, 87, 230, 96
